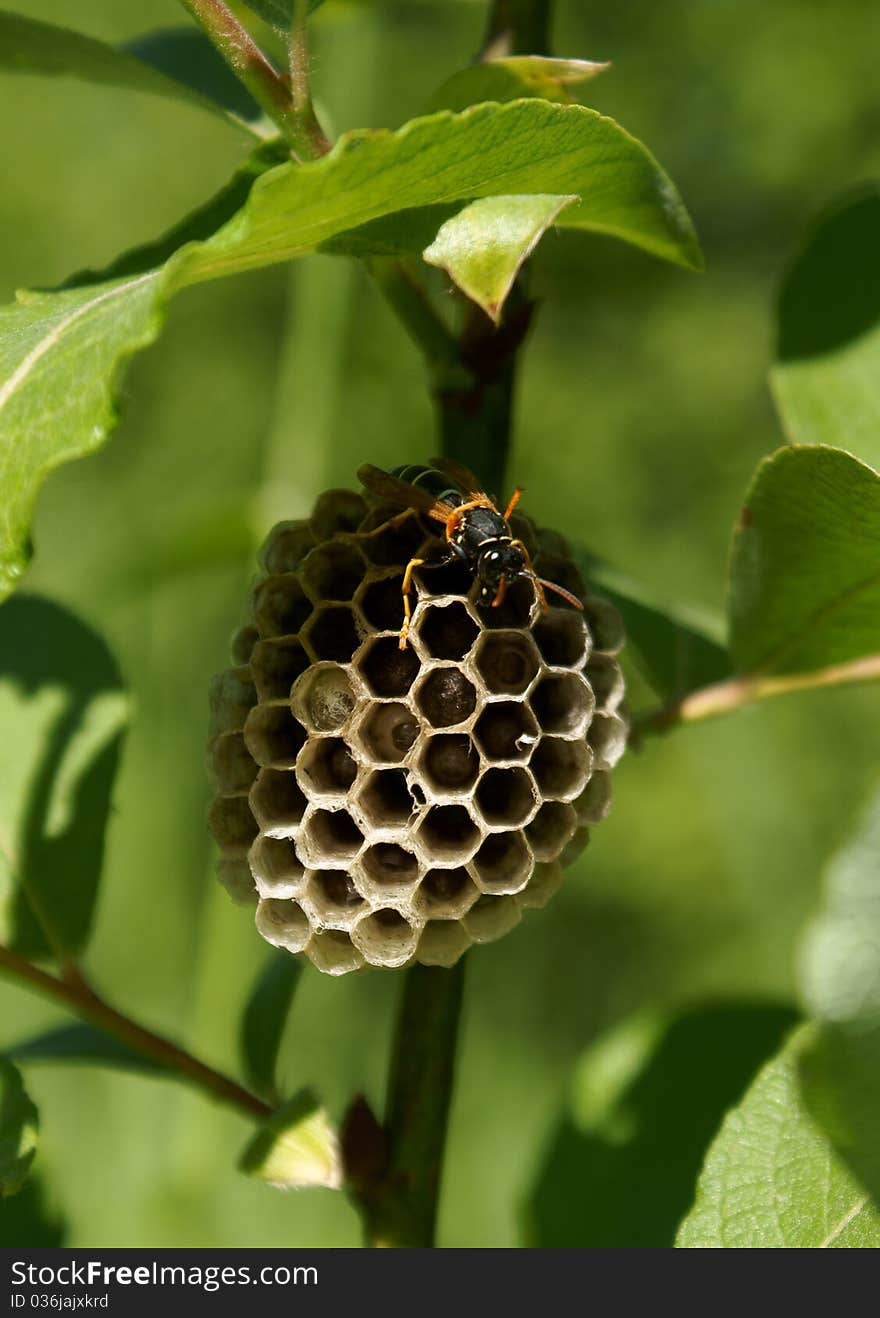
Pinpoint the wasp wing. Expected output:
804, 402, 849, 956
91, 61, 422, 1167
357, 464, 443, 513
428, 455, 486, 496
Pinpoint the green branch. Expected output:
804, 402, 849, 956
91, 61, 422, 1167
636, 652, 880, 738
0, 943, 272, 1122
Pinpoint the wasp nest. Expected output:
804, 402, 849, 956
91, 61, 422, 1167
208, 488, 626, 974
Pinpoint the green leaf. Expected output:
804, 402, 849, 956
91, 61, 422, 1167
426, 55, 609, 114
239, 952, 303, 1101
241, 0, 324, 32
799, 785, 880, 1204
123, 28, 267, 131
0, 9, 261, 138
0, 595, 127, 959
0, 101, 697, 598
772, 186, 880, 473
7, 1025, 166, 1077
577, 552, 730, 702
728, 446, 880, 677
424, 194, 577, 321
677, 1028, 880, 1247
528, 1003, 796, 1247
0, 1174, 64, 1245
239, 1089, 342, 1189
0, 1061, 38, 1197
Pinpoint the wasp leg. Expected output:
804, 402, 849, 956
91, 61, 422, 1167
510, 539, 549, 610
503, 487, 524, 520
344, 508, 416, 541
399, 557, 426, 650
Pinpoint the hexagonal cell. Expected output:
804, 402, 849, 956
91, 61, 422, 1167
360, 636, 420, 697
516, 860, 564, 911
303, 869, 365, 927
588, 712, 628, 770
416, 804, 481, 865
418, 734, 479, 795
306, 928, 365, 975
302, 541, 366, 602
470, 831, 532, 895
530, 672, 595, 737
359, 842, 419, 896
256, 898, 311, 954
299, 808, 364, 866
357, 770, 415, 829
244, 703, 307, 768
251, 637, 310, 702
231, 624, 258, 666
532, 553, 585, 607
415, 667, 478, 728
474, 702, 540, 762
584, 653, 625, 713
258, 521, 315, 576
208, 795, 259, 853
475, 767, 537, 829
250, 768, 307, 833
583, 594, 625, 655
296, 736, 357, 799
208, 667, 256, 736
291, 663, 357, 733
417, 920, 471, 968
352, 908, 420, 968
574, 770, 612, 826
414, 867, 479, 920
358, 511, 425, 567
532, 609, 590, 669
252, 574, 313, 638
249, 833, 306, 898
309, 489, 369, 540
303, 606, 361, 663
356, 701, 420, 764
217, 857, 257, 905
530, 736, 591, 801
358, 573, 405, 632
418, 601, 479, 661
463, 894, 522, 944
474, 576, 536, 630
526, 800, 578, 863
209, 732, 258, 793
474, 630, 541, 696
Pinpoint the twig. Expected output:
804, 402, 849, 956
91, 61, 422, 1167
0, 943, 272, 1122
636, 652, 880, 738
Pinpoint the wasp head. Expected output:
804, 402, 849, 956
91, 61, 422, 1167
475, 541, 527, 606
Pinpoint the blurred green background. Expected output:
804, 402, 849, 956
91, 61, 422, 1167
1, 0, 879, 1247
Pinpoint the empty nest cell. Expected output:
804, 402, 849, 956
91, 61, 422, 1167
252, 574, 313, 638
532, 609, 590, 669
251, 637, 310, 702
210, 731, 258, 793
249, 768, 307, 832
244, 703, 307, 768
530, 736, 591, 801
300, 808, 364, 865
303, 606, 361, 663
360, 636, 420, 697
359, 842, 419, 893
301, 541, 366, 601
415, 867, 479, 919
304, 869, 365, 925
530, 672, 594, 736
526, 800, 577, 862
474, 702, 539, 761
249, 834, 306, 897
474, 630, 541, 695
309, 489, 368, 540
475, 766, 537, 828
357, 769, 415, 828
258, 521, 315, 577
208, 795, 259, 853
416, 804, 481, 864
291, 663, 357, 733
418, 601, 479, 661
256, 898, 311, 954
296, 736, 357, 799
352, 908, 419, 968
470, 831, 532, 895
358, 573, 405, 631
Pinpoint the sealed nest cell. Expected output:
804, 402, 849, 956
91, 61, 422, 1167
208, 486, 626, 974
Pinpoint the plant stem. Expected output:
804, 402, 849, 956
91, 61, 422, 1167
0, 943, 272, 1122
360, 961, 466, 1248
635, 652, 880, 738
289, 0, 332, 158
177, 0, 326, 159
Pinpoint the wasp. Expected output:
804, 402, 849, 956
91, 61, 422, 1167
357, 457, 583, 648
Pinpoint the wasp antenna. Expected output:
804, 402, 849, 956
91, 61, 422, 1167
538, 577, 583, 610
